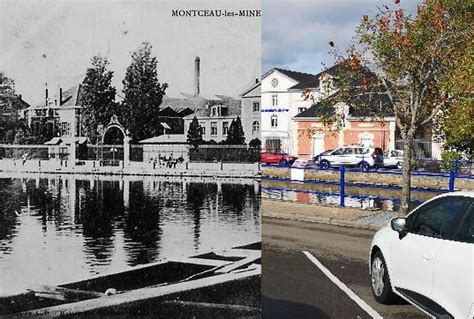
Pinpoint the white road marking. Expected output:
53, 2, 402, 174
303, 250, 383, 319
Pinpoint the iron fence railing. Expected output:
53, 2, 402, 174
262, 159, 473, 209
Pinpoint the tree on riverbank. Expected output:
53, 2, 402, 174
187, 116, 203, 147
81, 55, 117, 143
121, 42, 168, 142
225, 117, 246, 145
0, 72, 32, 144
325, 0, 472, 215
80, 55, 117, 143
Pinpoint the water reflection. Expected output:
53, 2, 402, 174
261, 187, 427, 212
0, 174, 260, 296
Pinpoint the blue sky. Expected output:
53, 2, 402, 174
262, 0, 419, 74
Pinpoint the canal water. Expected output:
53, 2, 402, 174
0, 174, 260, 296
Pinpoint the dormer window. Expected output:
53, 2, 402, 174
210, 104, 228, 117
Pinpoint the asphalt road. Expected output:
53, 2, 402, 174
262, 217, 429, 319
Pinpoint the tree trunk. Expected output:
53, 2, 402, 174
400, 133, 414, 216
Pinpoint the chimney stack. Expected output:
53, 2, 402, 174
59, 88, 63, 105
194, 56, 200, 96
45, 83, 48, 106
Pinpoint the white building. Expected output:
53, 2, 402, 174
261, 68, 319, 154
240, 79, 261, 143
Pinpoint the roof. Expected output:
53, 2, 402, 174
263, 68, 315, 84
60, 84, 85, 107
139, 134, 188, 144
44, 137, 62, 145
288, 64, 342, 90
44, 136, 87, 145
240, 81, 261, 98
184, 99, 241, 118
294, 90, 394, 119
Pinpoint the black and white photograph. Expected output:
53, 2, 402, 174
0, 0, 261, 317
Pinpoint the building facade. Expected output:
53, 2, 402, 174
240, 79, 261, 143
183, 98, 241, 143
23, 85, 83, 141
260, 68, 317, 154
261, 63, 402, 158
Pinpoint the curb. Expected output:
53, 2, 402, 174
263, 211, 386, 231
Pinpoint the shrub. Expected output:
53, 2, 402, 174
441, 150, 463, 173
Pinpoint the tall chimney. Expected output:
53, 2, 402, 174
194, 56, 200, 96
45, 83, 48, 106
59, 88, 63, 105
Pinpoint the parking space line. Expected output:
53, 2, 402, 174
303, 251, 383, 319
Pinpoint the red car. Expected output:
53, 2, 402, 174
261, 149, 297, 166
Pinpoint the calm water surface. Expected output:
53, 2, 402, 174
0, 174, 260, 296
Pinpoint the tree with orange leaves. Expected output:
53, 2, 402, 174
330, 0, 472, 215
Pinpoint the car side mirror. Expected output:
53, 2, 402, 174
391, 218, 408, 240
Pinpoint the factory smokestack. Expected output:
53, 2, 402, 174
194, 57, 200, 97
45, 83, 49, 106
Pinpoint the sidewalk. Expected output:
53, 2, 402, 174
262, 199, 399, 230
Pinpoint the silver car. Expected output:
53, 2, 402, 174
383, 150, 404, 169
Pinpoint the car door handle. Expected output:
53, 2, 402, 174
422, 253, 432, 261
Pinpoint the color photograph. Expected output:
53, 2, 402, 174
261, 0, 473, 318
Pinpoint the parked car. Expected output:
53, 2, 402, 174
318, 145, 384, 170
369, 192, 474, 318
260, 149, 297, 166
313, 150, 334, 165
383, 150, 404, 169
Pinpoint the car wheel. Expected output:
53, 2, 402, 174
396, 162, 402, 169
279, 159, 287, 166
371, 250, 397, 304
320, 160, 330, 169
359, 162, 370, 171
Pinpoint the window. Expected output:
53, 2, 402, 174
265, 138, 281, 150
270, 115, 278, 128
211, 122, 218, 136
344, 148, 354, 155
253, 101, 260, 112
200, 123, 206, 135
252, 121, 260, 134
407, 197, 467, 239
272, 94, 278, 106
222, 122, 229, 135
356, 148, 369, 154
298, 107, 307, 114
211, 107, 217, 117
61, 122, 71, 136
332, 148, 344, 155
453, 201, 474, 243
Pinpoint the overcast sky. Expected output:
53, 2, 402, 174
0, 0, 261, 105
262, 0, 419, 74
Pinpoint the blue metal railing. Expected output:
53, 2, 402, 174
262, 159, 473, 208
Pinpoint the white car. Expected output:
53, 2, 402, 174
369, 192, 474, 318
319, 145, 384, 170
383, 150, 404, 169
